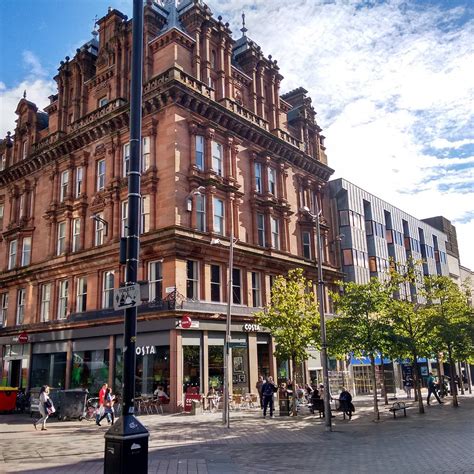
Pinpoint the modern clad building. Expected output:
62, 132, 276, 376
329, 178, 450, 394
0, 1, 340, 411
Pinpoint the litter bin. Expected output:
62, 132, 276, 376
58, 389, 89, 421
190, 399, 202, 415
0, 387, 18, 413
278, 390, 290, 416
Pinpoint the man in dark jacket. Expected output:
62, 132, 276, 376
261, 376, 277, 417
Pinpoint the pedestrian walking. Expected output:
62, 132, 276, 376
256, 375, 264, 409
427, 372, 443, 405
96, 383, 111, 424
262, 376, 277, 418
97, 388, 115, 426
34, 385, 54, 431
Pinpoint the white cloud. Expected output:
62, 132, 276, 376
209, 0, 474, 269
0, 52, 56, 137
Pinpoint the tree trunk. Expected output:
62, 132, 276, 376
412, 353, 424, 414
380, 353, 389, 405
458, 361, 465, 395
369, 354, 380, 421
291, 356, 298, 416
466, 361, 472, 394
448, 349, 458, 407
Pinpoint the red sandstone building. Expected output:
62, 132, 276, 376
0, 0, 339, 411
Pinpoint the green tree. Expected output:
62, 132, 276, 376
328, 278, 394, 421
255, 268, 320, 415
423, 276, 474, 407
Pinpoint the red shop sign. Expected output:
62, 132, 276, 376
18, 332, 29, 344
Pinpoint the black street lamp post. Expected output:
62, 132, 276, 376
302, 201, 332, 431
104, 1, 149, 472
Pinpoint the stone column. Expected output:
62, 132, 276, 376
170, 329, 183, 412
248, 333, 259, 395
203, 331, 209, 399
194, 27, 201, 81
65, 340, 73, 389
108, 335, 115, 389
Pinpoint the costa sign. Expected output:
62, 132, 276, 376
243, 323, 261, 332
135, 345, 156, 356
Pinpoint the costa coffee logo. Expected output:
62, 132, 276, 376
135, 345, 156, 356
243, 323, 260, 332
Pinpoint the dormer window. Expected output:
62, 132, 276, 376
98, 97, 108, 107
22, 139, 28, 160
0, 155, 5, 171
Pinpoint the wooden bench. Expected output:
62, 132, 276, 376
389, 401, 408, 418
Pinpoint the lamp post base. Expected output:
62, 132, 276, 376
104, 414, 149, 474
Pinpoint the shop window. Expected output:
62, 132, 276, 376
71, 350, 109, 395
255, 162, 262, 193
136, 346, 170, 396
96, 159, 105, 191
211, 141, 223, 176
251, 272, 262, 307
31, 352, 67, 389
232, 344, 249, 395
210, 264, 221, 302
208, 345, 224, 391
57, 221, 66, 255
75, 167, 83, 198
183, 345, 201, 394
302, 231, 311, 259
102, 271, 114, 309
57, 280, 68, 319
196, 195, 206, 232
195, 135, 204, 171
257, 213, 265, 247
268, 167, 276, 195
141, 196, 150, 233
213, 197, 224, 235
21, 237, 31, 266
121, 200, 128, 237
8, 239, 17, 270
270, 217, 280, 250
0, 293, 8, 327
40, 283, 51, 322
16, 288, 25, 325
72, 218, 81, 252
148, 261, 163, 302
60, 170, 69, 202
257, 338, 271, 378
76, 277, 87, 313
232, 268, 242, 304
186, 260, 199, 300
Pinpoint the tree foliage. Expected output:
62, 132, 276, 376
328, 278, 394, 420
255, 268, 320, 414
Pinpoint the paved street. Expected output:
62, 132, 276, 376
0, 394, 473, 474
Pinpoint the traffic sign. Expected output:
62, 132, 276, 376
181, 315, 192, 329
114, 284, 141, 310
18, 332, 28, 344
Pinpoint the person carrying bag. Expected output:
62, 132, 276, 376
34, 385, 54, 431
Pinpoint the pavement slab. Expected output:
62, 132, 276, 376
0, 394, 473, 473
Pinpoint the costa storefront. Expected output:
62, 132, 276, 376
0, 316, 277, 412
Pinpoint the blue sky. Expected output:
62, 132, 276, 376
1, 0, 473, 269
